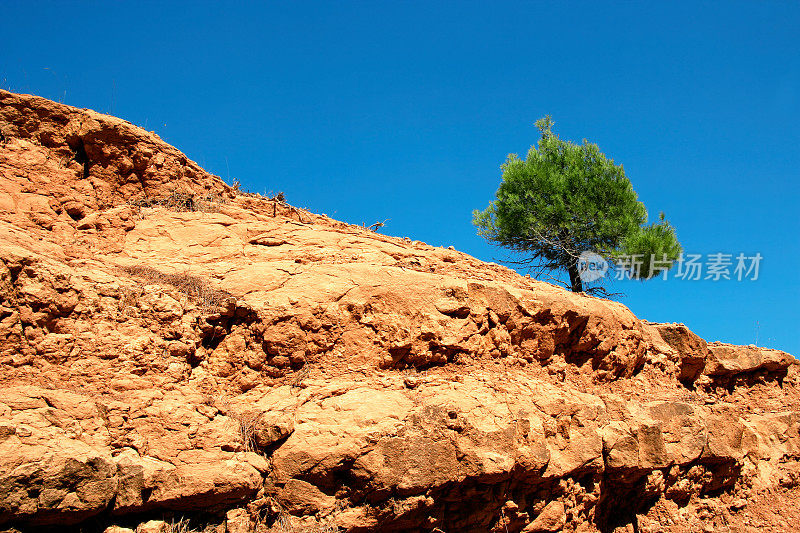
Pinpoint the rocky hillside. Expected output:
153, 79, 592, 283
0, 89, 798, 533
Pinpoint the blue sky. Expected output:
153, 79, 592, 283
2, 1, 798, 354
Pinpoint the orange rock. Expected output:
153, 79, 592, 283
0, 89, 798, 532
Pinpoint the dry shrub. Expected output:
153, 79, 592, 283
118, 265, 234, 312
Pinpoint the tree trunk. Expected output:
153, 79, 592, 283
567, 263, 583, 293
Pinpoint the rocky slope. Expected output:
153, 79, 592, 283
0, 89, 798, 533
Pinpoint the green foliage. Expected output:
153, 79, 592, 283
473, 116, 681, 292
619, 212, 683, 280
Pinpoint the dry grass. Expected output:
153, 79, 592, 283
130, 189, 226, 214
269, 499, 345, 533
213, 395, 265, 454
118, 265, 234, 312
271, 512, 340, 533
232, 409, 264, 453
290, 366, 310, 388
116, 286, 140, 314
168, 517, 197, 533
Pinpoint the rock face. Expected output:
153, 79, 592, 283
0, 89, 798, 532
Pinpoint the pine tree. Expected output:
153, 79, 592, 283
473, 117, 681, 294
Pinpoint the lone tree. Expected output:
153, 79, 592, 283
473, 117, 681, 294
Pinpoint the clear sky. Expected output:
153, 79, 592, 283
2, 1, 798, 354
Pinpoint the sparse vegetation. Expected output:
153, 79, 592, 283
130, 189, 227, 214
212, 395, 265, 454
168, 516, 197, 533
116, 285, 141, 315
290, 366, 310, 388
118, 265, 234, 312
231, 408, 264, 453
271, 505, 342, 533
223, 183, 309, 223
365, 219, 390, 232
